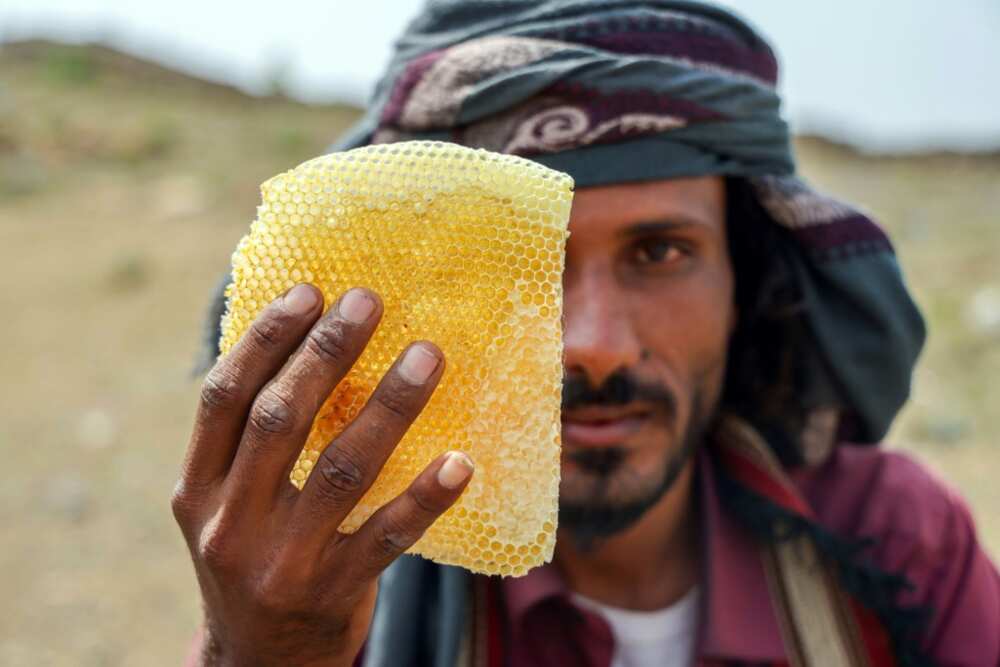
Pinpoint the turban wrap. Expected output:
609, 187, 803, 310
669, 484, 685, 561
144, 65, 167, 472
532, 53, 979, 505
335, 0, 926, 447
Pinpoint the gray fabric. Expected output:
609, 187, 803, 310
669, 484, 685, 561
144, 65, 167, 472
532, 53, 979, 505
790, 252, 927, 443
362, 556, 471, 667
435, 565, 473, 667
362, 556, 427, 667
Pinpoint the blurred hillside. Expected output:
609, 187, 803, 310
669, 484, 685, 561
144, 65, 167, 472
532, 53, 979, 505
2, 42, 998, 666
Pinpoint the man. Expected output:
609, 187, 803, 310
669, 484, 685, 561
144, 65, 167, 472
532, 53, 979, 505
173, 2, 1000, 665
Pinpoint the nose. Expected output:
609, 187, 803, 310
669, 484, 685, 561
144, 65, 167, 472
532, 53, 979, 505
562, 269, 642, 388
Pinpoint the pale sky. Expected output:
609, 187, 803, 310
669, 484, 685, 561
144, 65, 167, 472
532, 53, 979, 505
2, 0, 998, 152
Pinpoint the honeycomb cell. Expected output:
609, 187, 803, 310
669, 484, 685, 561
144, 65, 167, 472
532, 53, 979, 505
219, 140, 574, 577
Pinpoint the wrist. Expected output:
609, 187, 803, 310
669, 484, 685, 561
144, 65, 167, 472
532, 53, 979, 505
195, 628, 355, 667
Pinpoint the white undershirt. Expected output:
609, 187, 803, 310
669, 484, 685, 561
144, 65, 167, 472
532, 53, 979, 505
571, 587, 701, 667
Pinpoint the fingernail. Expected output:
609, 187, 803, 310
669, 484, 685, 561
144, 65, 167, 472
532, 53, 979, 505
284, 284, 318, 315
398, 344, 439, 385
339, 288, 375, 324
438, 451, 474, 489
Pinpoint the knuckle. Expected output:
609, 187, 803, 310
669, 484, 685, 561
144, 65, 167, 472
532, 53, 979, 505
198, 523, 237, 574
169, 480, 201, 526
406, 482, 446, 518
254, 569, 298, 616
315, 449, 365, 497
248, 313, 285, 350
200, 367, 240, 409
346, 417, 391, 451
374, 513, 418, 556
304, 320, 350, 364
249, 388, 297, 435
252, 555, 335, 624
373, 385, 414, 422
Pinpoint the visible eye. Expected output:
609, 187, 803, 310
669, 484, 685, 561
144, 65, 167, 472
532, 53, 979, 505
632, 238, 686, 266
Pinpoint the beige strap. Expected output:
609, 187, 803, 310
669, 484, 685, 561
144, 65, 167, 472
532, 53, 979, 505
719, 416, 869, 667
769, 537, 868, 667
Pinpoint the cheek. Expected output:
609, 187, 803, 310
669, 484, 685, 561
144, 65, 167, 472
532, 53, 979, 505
634, 269, 735, 397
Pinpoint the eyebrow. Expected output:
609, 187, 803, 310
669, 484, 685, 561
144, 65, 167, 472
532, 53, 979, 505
616, 216, 713, 239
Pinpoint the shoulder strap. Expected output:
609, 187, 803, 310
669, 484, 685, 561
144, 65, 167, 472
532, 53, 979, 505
714, 416, 894, 667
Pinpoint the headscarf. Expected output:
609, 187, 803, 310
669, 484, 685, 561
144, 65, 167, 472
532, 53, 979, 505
333, 0, 926, 448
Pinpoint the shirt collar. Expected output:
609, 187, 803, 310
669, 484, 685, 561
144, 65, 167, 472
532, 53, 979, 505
502, 448, 787, 662
504, 548, 568, 622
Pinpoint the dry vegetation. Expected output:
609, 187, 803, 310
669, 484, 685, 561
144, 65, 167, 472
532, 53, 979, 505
1, 42, 997, 666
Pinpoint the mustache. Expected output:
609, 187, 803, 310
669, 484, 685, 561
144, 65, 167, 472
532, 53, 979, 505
561, 369, 677, 417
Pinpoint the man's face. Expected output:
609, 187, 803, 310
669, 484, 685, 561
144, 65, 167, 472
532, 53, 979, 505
559, 176, 735, 544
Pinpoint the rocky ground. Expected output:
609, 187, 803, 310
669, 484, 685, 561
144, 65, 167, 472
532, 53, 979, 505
2, 41, 997, 666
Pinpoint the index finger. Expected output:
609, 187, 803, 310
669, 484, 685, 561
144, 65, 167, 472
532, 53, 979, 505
180, 284, 323, 491
289, 341, 445, 551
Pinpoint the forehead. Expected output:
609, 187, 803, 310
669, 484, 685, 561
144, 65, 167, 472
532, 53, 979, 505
567, 176, 726, 236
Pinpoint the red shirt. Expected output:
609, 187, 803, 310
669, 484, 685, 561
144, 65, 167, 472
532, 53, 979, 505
503, 446, 1000, 666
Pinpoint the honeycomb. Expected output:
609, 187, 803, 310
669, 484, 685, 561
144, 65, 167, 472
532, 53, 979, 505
219, 140, 574, 576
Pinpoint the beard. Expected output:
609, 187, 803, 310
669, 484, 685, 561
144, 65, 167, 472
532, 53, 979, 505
558, 370, 716, 553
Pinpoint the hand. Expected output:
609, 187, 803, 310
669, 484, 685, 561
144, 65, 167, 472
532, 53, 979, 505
171, 284, 474, 667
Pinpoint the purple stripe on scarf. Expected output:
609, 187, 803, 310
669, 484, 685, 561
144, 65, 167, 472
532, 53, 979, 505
381, 48, 448, 126
576, 30, 777, 84
537, 16, 777, 85
791, 216, 894, 254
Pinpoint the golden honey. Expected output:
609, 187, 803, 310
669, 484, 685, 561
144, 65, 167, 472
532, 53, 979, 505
220, 141, 573, 576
